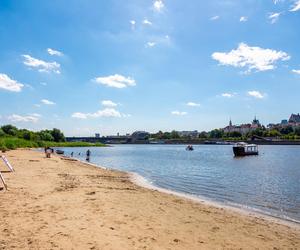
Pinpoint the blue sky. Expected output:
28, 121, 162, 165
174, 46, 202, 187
0, 0, 300, 136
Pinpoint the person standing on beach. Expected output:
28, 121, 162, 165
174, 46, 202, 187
71, 152, 74, 157
86, 149, 91, 161
44, 147, 52, 158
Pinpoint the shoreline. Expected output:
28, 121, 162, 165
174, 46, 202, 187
1, 149, 299, 249
71, 155, 300, 229
129, 172, 300, 229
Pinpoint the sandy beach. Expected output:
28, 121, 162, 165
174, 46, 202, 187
0, 149, 299, 249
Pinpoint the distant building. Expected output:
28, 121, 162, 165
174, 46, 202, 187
177, 130, 199, 138
95, 133, 100, 138
289, 113, 300, 124
223, 117, 262, 135
268, 114, 300, 130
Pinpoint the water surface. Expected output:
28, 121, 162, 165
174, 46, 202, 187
60, 145, 300, 223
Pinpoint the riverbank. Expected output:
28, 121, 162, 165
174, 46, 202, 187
0, 137, 106, 151
0, 150, 299, 249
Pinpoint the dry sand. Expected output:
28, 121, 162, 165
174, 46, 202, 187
0, 149, 299, 250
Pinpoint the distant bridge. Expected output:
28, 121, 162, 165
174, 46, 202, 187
66, 136, 131, 144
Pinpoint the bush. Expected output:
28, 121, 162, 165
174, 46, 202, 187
0, 128, 5, 137
1, 124, 18, 136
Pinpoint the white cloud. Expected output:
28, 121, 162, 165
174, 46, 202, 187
101, 100, 118, 107
41, 99, 56, 105
268, 12, 281, 24
72, 108, 127, 119
130, 20, 136, 29
240, 16, 248, 22
221, 93, 236, 98
290, 0, 300, 11
30, 113, 41, 117
292, 69, 300, 74
8, 114, 40, 123
212, 43, 290, 73
247, 90, 265, 99
47, 48, 63, 56
40, 82, 47, 86
186, 102, 201, 107
0, 73, 24, 92
94, 74, 136, 88
71, 112, 88, 119
210, 15, 220, 21
171, 111, 187, 116
146, 42, 156, 48
153, 0, 164, 12
22, 54, 61, 74
143, 19, 152, 25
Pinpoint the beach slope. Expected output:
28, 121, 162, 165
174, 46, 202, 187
0, 149, 299, 249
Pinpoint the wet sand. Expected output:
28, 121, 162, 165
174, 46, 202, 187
0, 149, 299, 249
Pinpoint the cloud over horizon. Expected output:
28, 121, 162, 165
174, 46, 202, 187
94, 74, 136, 88
7, 113, 40, 123
101, 100, 118, 107
186, 102, 201, 107
0, 73, 24, 92
290, 0, 300, 11
22, 54, 61, 74
41, 99, 56, 105
171, 111, 187, 116
212, 43, 290, 73
72, 108, 130, 119
221, 93, 236, 98
47, 48, 63, 56
153, 0, 164, 12
248, 90, 265, 99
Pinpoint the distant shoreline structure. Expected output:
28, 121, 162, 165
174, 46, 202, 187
66, 113, 300, 145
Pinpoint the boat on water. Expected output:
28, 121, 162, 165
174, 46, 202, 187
55, 149, 64, 155
186, 145, 194, 151
233, 142, 258, 157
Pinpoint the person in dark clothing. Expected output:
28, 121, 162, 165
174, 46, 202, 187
86, 149, 91, 161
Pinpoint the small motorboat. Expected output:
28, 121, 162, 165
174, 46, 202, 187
233, 142, 258, 157
55, 149, 64, 155
186, 145, 194, 151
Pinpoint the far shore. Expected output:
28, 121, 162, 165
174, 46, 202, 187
0, 149, 299, 249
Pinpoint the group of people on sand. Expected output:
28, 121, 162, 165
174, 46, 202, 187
44, 147, 91, 161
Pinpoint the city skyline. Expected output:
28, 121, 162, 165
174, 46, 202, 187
0, 0, 300, 136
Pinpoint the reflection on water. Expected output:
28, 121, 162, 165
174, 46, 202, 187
60, 145, 300, 222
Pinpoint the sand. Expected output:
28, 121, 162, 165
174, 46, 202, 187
0, 149, 299, 250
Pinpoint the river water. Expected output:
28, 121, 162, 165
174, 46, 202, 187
59, 145, 300, 223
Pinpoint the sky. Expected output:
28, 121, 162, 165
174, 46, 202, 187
0, 0, 300, 136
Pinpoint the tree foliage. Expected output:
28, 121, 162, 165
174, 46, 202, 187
0, 125, 65, 142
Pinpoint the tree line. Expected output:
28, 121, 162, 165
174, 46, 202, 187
150, 126, 300, 140
0, 124, 66, 142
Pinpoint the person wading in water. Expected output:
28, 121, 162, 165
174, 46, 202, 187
86, 149, 91, 162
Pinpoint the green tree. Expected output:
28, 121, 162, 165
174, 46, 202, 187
170, 130, 180, 139
0, 128, 5, 137
198, 131, 208, 139
39, 131, 54, 141
280, 126, 293, 135
225, 131, 242, 138
50, 128, 65, 142
267, 129, 281, 137
1, 124, 18, 136
294, 127, 300, 136
209, 129, 224, 138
